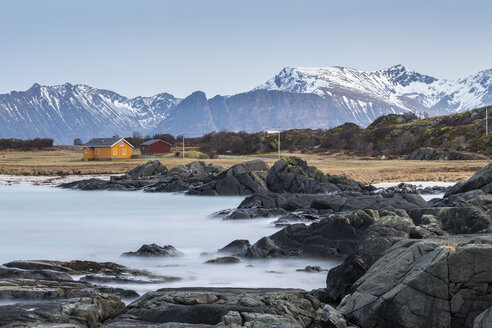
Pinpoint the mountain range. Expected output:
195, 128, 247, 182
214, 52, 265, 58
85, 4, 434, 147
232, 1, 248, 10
0, 65, 491, 144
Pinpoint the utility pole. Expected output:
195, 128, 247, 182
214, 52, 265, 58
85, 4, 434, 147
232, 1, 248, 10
182, 134, 185, 158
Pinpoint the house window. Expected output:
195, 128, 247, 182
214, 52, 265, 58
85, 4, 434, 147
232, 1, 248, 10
84, 149, 88, 154
120, 141, 124, 146
113, 148, 117, 155
95, 149, 99, 155
122, 149, 127, 156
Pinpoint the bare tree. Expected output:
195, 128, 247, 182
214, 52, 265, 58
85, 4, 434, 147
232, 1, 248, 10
73, 138, 83, 145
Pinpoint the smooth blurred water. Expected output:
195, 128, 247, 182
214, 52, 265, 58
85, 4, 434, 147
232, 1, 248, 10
0, 185, 339, 295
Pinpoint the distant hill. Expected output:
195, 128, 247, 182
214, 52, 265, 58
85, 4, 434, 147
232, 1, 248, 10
0, 65, 491, 144
188, 106, 491, 158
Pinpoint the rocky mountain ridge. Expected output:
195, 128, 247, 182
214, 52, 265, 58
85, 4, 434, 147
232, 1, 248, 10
1, 65, 491, 143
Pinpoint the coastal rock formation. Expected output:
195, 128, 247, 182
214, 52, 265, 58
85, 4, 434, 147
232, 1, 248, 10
122, 243, 182, 257
59, 157, 373, 197
0, 295, 124, 328
338, 235, 492, 328
102, 288, 321, 327
187, 160, 269, 196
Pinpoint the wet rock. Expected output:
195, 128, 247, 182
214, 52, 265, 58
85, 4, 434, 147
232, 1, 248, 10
239, 191, 428, 213
240, 210, 382, 259
296, 266, 327, 272
205, 257, 240, 264
0, 295, 124, 328
102, 288, 321, 327
338, 234, 492, 328
122, 243, 182, 257
223, 207, 288, 219
218, 239, 251, 254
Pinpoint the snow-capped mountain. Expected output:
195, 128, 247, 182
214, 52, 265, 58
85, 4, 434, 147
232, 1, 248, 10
0, 83, 180, 144
0, 65, 491, 143
254, 65, 492, 117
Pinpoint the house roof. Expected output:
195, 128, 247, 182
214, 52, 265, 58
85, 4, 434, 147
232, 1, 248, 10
140, 139, 171, 146
85, 137, 134, 148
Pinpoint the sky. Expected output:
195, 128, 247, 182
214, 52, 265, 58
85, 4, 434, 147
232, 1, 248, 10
1, 0, 491, 98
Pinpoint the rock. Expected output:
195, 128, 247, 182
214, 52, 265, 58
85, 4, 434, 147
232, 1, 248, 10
102, 288, 321, 327
122, 243, 182, 257
205, 257, 240, 264
406, 147, 444, 160
266, 157, 360, 194
218, 239, 251, 254
474, 307, 492, 328
223, 207, 289, 219
187, 160, 269, 196
338, 234, 492, 328
325, 214, 416, 302
0, 295, 124, 328
296, 266, 327, 272
242, 210, 380, 259
128, 160, 168, 178
239, 191, 428, 213
320, 304, 348, 328
445, 162, 492, 196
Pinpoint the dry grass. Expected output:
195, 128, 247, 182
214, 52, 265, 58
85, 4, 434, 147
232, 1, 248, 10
0, 147, 489, 184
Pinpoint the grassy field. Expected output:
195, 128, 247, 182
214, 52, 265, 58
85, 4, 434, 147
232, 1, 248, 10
0, 147, 489, 184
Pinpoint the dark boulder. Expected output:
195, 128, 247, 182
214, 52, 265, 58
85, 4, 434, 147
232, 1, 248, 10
218, 239, 251, 254
325, 213, 416, 302
338, 234, 492, 328
445, 162, 492, 196
122, 243, 182, 257
205, 256, 240, 264
102, 288, 321, 327
127, 160, 167, 178
0, 295, 124, 328
406, 147, 444, 160
187, 160, 269, 196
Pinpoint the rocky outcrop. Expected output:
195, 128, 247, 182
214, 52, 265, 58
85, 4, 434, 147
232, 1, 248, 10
205, 256, 240, 264
0, 295, 124, 328
217, 239, 251, 254
59, 157, 374, 197
187, 160, 269, 196
338, 234, 492, 328
266, 157, 367, 194
238, 191, 428, 213
102, 288, 321, 327
122, 243, 182, 257
127, 160, 168, 178
446, 162, 492, 196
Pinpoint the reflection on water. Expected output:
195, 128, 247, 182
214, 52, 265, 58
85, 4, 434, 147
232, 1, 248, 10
0, 185, 340, 296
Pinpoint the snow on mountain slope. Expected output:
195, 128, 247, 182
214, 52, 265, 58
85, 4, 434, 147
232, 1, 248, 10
0, 83, 180, 144
254, 65, 492, 115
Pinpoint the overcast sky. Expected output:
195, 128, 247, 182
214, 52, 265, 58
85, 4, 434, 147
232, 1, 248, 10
2, 0, 491, 98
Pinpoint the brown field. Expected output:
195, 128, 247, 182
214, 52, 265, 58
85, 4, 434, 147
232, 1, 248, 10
0, 147, 489, 184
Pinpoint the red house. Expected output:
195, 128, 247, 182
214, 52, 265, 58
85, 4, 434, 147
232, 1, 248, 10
140, 139, 172, 155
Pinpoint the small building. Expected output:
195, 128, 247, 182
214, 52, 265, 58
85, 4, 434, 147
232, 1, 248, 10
140, 139, 172, 155
83, 137, 134, 160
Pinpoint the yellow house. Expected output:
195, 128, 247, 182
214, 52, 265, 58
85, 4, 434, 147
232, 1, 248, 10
83, 137, 134, 160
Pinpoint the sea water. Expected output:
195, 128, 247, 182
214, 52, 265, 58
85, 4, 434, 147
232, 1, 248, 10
0, 185, 339, 296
